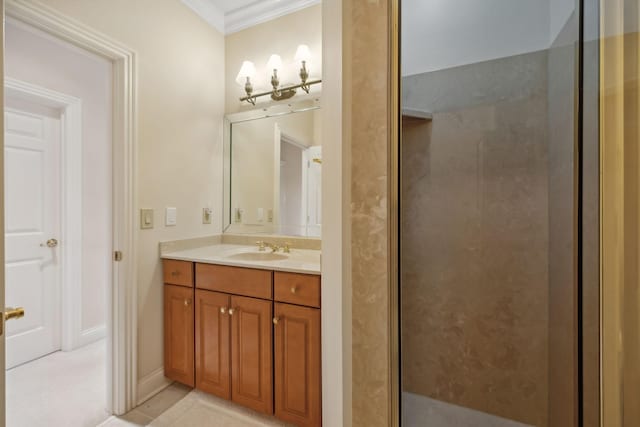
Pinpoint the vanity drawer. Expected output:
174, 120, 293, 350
274, 272, 320, 308
196, 264, 273, 300
163, 260, 194, 287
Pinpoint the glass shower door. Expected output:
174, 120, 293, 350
399, 0, 596, 425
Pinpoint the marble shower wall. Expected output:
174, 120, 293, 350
346, 0, 392, 426
401, 50, 551, 427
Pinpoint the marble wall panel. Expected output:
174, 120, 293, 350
401, 51, 550, 427
346, 0, 392, 425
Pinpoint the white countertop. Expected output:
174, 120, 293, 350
161, 244, 321, 275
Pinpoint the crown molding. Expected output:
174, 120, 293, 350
225, 0, 320, 34
180, 0, 225, 34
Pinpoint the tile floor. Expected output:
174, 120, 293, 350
6, 339, 109, 427
101, 385, 294, 427
402, 392, 533, 427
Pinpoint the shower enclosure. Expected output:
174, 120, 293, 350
398, 0, 600, 425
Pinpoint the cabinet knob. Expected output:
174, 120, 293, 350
220, 307, 226, 314
171, 271, 180, 276
184, 299, 191, 306
291, 286, 297, 294
228, 308, 234, 315
273, 317, 279, 325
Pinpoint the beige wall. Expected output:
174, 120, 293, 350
38, 0, 225, 384
225, 4, 322, 114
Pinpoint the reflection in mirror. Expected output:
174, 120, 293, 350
223, 101, 321, 237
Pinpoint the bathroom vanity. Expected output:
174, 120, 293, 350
161, 244, 321, 427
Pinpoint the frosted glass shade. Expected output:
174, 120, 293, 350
267, 54, 283, 72
235, 61, 256, 86
295, 44, 312, 62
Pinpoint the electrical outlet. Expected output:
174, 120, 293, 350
203, 207, 212, 224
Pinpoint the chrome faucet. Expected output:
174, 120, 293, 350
256, 241, 266, 251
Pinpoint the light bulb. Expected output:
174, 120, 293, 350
267, 54, 283, 73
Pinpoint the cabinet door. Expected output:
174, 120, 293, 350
274, 303, 321, 427
230, 296, 273, 414
164, 285, 195, 387
195, 290, 231, 399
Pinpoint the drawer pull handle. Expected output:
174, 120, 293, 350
220, 307, 226, 314
291, 286, 297, 294
184, 299, 191, 306
228, 308, 234, 315
273, 317, 279, 325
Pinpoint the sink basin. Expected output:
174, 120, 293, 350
226, 252, 289, 262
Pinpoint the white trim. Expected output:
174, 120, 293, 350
3, 78, 86, 354
225, 0, 321, 34
136, 368, 172, 405
79, 324, 108, 347
180, 0, 224, 34
5, 0, 139, 416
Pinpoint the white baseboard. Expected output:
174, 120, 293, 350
137, 367, 172, 405
79, 324, 107, 347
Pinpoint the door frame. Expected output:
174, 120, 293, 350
4, 77, 87, 355
5, 0, 138, 415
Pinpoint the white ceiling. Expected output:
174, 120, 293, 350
181, 0, 320, 35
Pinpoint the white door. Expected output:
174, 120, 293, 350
4, 98, 62, 369
303, 146, 322, 237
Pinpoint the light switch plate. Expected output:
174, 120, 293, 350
202, 207, 212, 224
140, 209, 154, 229
165, 207, 177, 226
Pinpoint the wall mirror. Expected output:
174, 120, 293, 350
223, 98, 322, 237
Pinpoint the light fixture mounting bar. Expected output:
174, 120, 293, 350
240, 79, 322, 105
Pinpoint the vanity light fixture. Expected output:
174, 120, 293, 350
235, 61, 257, 105
295, 44, 312, 92
238, 44, 322, 105
267, 54, 296, 101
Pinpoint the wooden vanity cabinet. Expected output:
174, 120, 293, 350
194, 290, 274, 414
230, 295, 273, 414
164, 260, 322, 425
195, 290, 231, 399
274, 302, 321, 427
163, 284, 195, 387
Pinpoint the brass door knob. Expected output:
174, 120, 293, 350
228, 308, 234, 315
184, 299, 191, 307
273, 317, 279, 325
291, 286, 297, 294
40, 238, 58, 248
220, 307, 226, 314
5, 307, 25, 321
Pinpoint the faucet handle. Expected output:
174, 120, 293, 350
256, 241, 266, 251
283, 242, 292, 253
